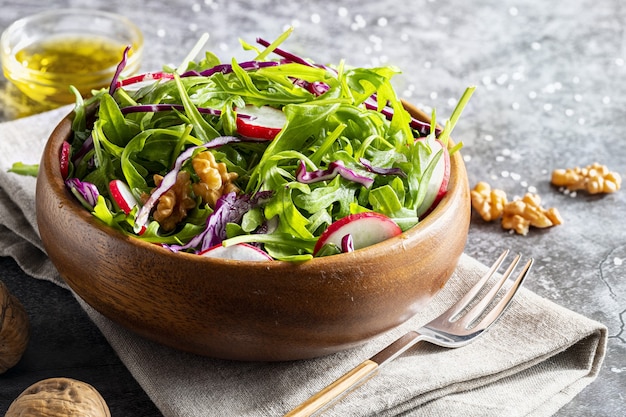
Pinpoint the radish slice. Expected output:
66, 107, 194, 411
60, 141, 71, 179
313, 212, 402, 255
416, 139, 450, 218
236, 105, 286, 140
199, 243, 273, 261
109, 179, 139, 214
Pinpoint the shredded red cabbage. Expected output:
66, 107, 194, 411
359, 158, 407, 178
195, 60, 280, 77
109, 45, 131, 95
341, 234, 354, 253
165, 190, 274, 253
363, 96, 437, 136
72, 135, 93, 166
65, 178, 100, 210
292, 78, 330, 96
295, 160, 374, 188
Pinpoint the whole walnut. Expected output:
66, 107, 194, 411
0, 279, 30, 374
5, 377, 111, 417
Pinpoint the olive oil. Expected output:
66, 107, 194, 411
15, 36, 126, 74
6, 35, 136, 105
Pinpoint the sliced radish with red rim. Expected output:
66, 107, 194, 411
415, 139, 450, 218
236, 105, 286, 140
199, 243, 273, 261
313, 212, 402, 255
109, 179, 139, 214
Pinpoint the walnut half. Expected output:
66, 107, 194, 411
470, 182, 563, 235
5, 377, 110, 417
0, 280, 29, 374
191, 150, 239, 208
501, 193, 563, 236
551, 162, 622, 194
151, 171, 196, 232
470, 181, 507, 222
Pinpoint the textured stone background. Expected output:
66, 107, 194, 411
1, 0, 624, 415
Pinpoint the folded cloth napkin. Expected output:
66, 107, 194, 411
0, 108, 607, 417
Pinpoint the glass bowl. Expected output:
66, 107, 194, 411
1, 9, 143, 106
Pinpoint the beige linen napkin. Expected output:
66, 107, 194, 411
0, 108, 607, 417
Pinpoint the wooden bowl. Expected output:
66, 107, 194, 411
35, 103, 470, 361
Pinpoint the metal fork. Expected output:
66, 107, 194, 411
284, 250, 533, 417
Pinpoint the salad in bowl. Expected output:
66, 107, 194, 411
36, 29, 474, 359
63, 29, 474, 262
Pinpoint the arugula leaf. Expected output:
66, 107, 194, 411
173, 73, 221, 142
8, 162, 39, 177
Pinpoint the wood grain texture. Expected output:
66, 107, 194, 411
35, 105, 470, 361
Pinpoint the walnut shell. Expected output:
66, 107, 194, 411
0, 279, 30, 374
5, 377, 111, 417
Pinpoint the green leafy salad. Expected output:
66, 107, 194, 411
64, 29, 474, 261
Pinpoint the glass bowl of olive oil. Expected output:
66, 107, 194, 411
1, 9, 143, 106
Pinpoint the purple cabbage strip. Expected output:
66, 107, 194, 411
292, 78, 330, 96
165, 190, 274, 253
189, 60, 280, 77
109, 45, 131, 95
341, 234, 354, 253
65, 178, 100, 210
308, 81, 330, 96
296, 160, 374, 189
72, 135, 94, 166
363, 96, 437, 136
359, 158, 407, 178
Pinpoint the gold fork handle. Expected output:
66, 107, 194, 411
284, 331, 422, 416
283, 359, 379, 417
